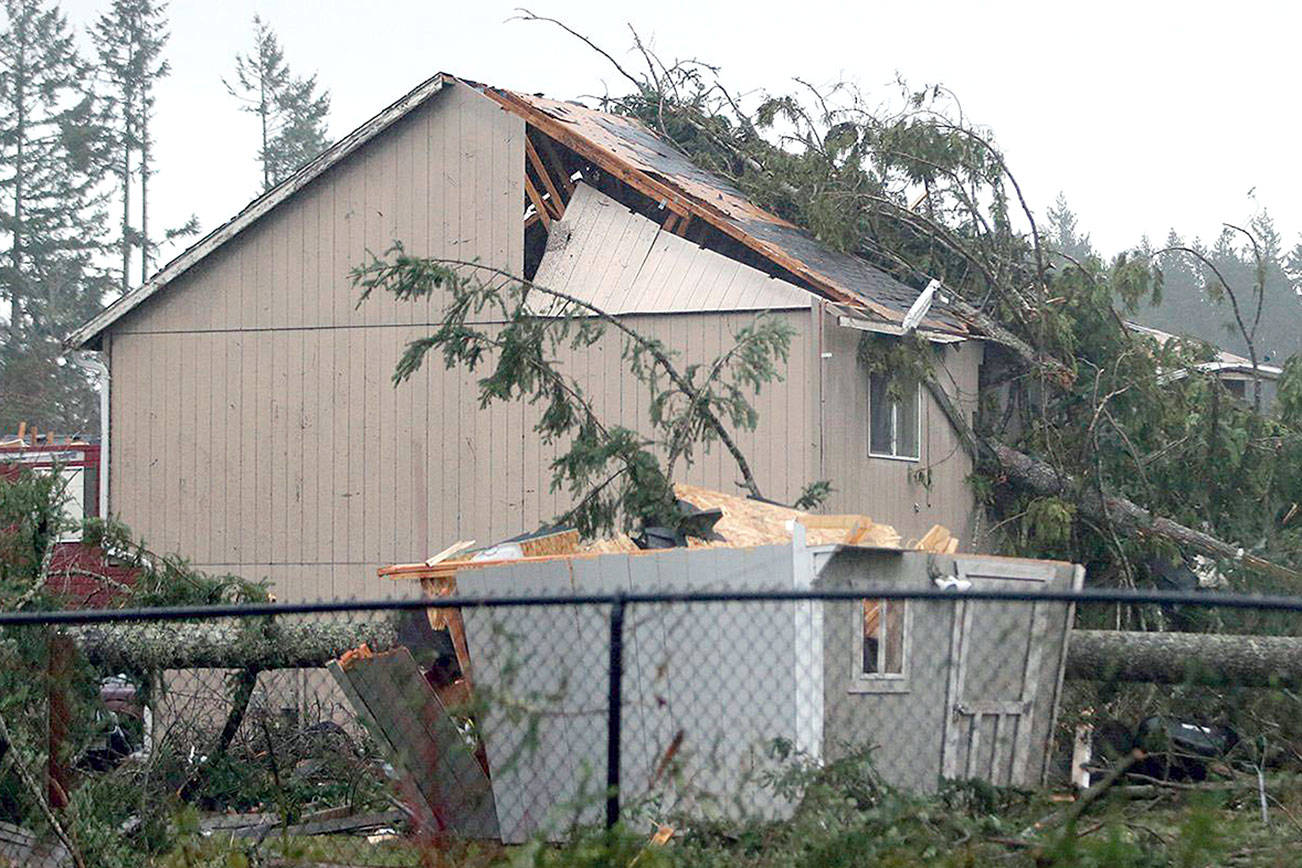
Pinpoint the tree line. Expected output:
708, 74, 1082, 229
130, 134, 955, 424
0, 0, 332, 436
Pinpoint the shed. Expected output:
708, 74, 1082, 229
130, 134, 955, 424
421, 519, 1080, 842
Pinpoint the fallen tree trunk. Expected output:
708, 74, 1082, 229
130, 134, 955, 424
921, 372, 1300, 585
991, 443, 1301, 586
1067, 630, 1302, 688
71, 619, 398, 671
69, 618, 1302, 689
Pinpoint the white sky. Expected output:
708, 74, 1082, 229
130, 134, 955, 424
59, 0, 1302, 268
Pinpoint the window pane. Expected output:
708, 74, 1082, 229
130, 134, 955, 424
896, 381, 919, 458
862, 599, 881, 674
869, 373, 892, 455
862, 599, 905, 676
882, 600, 904, 674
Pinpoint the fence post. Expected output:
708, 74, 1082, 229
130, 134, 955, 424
606, 592, 626, 830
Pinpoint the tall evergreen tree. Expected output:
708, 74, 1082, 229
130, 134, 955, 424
224, 15, 330, 192
1045, 193, 1095, 263
0, 0, 108, 434
92, 0, 194, 293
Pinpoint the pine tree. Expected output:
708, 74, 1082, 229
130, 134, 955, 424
224, 15, 330, 192
0, 0, 109, 435
92, 0, 195, 293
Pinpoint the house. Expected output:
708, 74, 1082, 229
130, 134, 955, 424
0, 431, 136, 606
397, 489, 1081, 842
68, 73, 983, 603
1128, 322, 1283, 409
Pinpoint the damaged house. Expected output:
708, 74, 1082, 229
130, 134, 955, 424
69, 73, 984, 602
62, 74, 1096, 839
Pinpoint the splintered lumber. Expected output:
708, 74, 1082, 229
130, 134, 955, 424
328, 647, 498, 838
1066, 630, 1302, 688
71, 619, 398, 671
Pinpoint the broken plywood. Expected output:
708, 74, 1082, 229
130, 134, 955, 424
328, 647, 498, 839
380, 483, 903, 586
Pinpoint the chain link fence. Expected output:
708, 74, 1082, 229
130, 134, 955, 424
1, 586, 1301, 864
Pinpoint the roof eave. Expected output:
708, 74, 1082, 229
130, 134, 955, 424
67, 74, 451, 350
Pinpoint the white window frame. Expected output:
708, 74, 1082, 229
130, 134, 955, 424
868, 375, 922, 462
850, 598, 912, 694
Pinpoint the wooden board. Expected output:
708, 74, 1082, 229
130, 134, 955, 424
329, 647, 498, 839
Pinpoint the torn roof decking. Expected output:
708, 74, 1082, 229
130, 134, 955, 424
379, 483, 906, 583
478, 81, 966, 334
71, 71, 967, 350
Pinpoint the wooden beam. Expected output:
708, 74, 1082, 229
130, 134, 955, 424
526, 137, 566, 218
672, 213, 692, 237
523, 174, 551, 230
532, 131, 575, 196
662, 213, 680, 234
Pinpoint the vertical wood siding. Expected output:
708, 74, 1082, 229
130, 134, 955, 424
106, 82, 525, 600
102, 82, 982, 603
814, 304, 983, 548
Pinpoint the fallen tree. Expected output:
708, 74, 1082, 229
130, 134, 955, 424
1067, 629, 1302, 688
71, 618, 398, 671
68, 617, 1302, 691
991, 444, 1302, 586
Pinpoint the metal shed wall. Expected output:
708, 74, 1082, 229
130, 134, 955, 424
816, 550, 1079, 792
456, 544, 804, 843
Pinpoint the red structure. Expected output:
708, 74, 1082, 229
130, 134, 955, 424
0, 434, 136, 607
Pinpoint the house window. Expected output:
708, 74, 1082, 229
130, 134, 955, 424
869, 373, 920, 460
852, 598, 909, 693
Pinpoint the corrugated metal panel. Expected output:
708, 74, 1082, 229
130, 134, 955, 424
533, 183, 810, 315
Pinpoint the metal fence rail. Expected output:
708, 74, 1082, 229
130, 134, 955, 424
1, 586, 1301, 863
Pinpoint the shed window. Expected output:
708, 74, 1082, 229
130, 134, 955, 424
869, 373, 920, 460
861, 599, 905, 676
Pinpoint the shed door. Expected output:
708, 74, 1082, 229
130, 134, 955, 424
940, 561, 1055, 786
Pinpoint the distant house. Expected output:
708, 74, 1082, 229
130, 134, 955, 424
1128, 322, 1282, 409
69, 73, 983, 602
0, 432, 135, 606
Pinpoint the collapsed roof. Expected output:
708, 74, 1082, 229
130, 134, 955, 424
70, 72, 966, 349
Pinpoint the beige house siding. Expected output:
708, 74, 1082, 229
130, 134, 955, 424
98, 79, 981, 603
105, 80, 526, 600
107, 309, 814, 600
813, 305, 982, 548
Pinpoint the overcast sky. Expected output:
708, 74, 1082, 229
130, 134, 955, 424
60, 0, 1302, 269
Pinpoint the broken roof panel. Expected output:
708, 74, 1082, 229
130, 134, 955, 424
533, 182, 811, 315
70, 70, 967, 349
1127, 322, 1283, 379
479, 81, 966, 334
